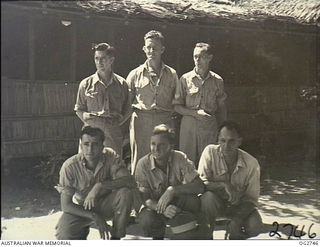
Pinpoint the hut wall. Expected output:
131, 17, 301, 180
1, 79, 82, 158
1, 3, 318, 162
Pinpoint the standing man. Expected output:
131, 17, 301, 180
173, 43, 227, 167
198, 121, 264, 239
75, 43, 130, 156
55, 126, 134, 240
135, 124, 207, 239
126, 30, 179, 174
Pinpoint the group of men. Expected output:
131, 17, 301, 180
55, 30, 264, 240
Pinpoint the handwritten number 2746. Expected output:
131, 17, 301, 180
269, 221, 316, 239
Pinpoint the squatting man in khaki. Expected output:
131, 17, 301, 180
198, 120, 264, 239
55, 126, 134, 240
135, 124, 207, 239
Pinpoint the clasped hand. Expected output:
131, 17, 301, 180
163, 205, 180, 219
223, 183, 241, 205
195, 109, 212, 120
83, 184, 101, 210
156, 186, 175, 214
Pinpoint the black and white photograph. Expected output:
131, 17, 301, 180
1, 0, 319, 243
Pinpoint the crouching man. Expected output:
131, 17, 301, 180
135, 124, 208, 239
55, 126, 134, 240
198, 121, 264, 239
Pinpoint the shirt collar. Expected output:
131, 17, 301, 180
93, 72, 115, 88
149, 151, 173, 171
191, 68, 212, 81
143, 61, 166, 74
79, 152, 105, 175
217, 145, 245, 174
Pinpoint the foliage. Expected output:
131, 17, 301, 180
300, 83, 319, 103
34, 152, 69, 189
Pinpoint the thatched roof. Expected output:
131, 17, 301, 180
6, 0, 320, 25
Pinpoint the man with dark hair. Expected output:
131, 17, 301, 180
135, 124, 206, 239
198, 120, 264, 239
55, 126, 134, 240
174, 42, 227, 167
126, 30, 179, 174
75, 43, 130, 156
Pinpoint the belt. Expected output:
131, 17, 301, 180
134, 108, 172, 115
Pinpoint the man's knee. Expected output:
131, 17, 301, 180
138, 209, 165, 237
244, 210, 264, 237
174, 195, 200, 213
55, 213, 90, 240
201, 191, 221, 211
113, 188, 133, 211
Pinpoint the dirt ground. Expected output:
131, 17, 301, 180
1, 157, 319, 240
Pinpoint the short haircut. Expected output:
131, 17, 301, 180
218, 120, 242, 138
152, 124, 175, 144
194, 42, 213, 55
92, 42, 116, 57
144, 30, 165, 45
80, 126, 105, 143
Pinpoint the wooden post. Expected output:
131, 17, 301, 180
108, 24, 115, 45
28, 16, 35, 82
70, 20, 77, 82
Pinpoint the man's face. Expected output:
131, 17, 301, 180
193, 47, 212, 72
218, 127, 242, 157
80, 134, 104, 163
94, 50, 114, 74
143, 38, 165, 61
150, 134, 172, 161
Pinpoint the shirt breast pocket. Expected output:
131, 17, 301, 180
185, 84, 200, 107
186, 83, 199, 95
136, 77, 150, 89
152, 181, 164, 195
85, 90, 102, 110
204, 86, 218, 110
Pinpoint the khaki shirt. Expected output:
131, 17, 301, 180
173, 69, 227, 115
135, 150, 199, 201
198, 144, 260, 204
126, 62, 179, 112
56, 148, 126, 204
74, 72, 130, 119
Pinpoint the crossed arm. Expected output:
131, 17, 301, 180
141, 176, 204, 218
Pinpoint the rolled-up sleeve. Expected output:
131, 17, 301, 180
126, 70, 137, 105
180, 156, 199, 184
74, 80, 87, 112
110, 156, 130, 179
198, 146, 214, 182
121, 79, 131, 115
173, 76, 186, 105
216, 78, 227, 107
135, 160, 152, 195
55, 165, 75, 197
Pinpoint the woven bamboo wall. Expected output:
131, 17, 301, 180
1, 79, 82, 158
